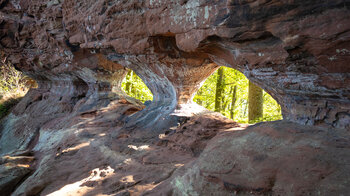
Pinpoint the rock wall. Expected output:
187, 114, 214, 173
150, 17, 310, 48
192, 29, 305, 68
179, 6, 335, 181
0, 0, 349, 195
1, 0, 349, 129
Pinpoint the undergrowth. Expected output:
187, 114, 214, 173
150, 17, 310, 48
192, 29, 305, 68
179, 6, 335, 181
0, 53, 35, 120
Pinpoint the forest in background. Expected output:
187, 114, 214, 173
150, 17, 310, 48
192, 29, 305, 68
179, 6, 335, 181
122, 67, 282, 124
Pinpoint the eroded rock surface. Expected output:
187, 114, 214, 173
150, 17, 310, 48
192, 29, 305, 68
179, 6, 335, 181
0, 0, 349, 195
1, 0, 349, 128
2, 109, 350, 195
149, 121, 350, 195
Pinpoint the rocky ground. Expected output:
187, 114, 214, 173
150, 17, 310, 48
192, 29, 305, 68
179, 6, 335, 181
1, 94, 349, 195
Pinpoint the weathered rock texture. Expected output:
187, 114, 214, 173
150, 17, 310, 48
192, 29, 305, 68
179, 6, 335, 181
150, 121, 350, 195
0, 0, 349, 195
1, 0, 349, 128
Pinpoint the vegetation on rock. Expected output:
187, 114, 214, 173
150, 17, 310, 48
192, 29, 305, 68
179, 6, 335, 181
0, 57, 34, 119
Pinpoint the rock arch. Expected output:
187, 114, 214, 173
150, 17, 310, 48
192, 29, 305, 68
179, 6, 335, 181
0, 0, 349, 195
0, 0, 348, 133
112, 36, 219, 131
1, 0, 348, 129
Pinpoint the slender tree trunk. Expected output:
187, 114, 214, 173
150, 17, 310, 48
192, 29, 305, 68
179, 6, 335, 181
230, 85, 237, 119
125, 70, 133, 93
131, 71, 136, 95
196, 89, 203, 106
215, 67, 225, 112
248, 81, 263, 123
223, 99, 229, 112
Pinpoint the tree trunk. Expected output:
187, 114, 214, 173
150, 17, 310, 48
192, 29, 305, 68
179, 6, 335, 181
196, 89, 203, 106
125, 70, 133, 93
215, 67, 225, 112
131, 71, 136, 95
230, 85, 237, 119
248, 81, 263, 123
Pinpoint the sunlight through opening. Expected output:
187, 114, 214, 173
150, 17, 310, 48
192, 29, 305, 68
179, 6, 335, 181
122, 70, 153, 103
193, 67, 282, 124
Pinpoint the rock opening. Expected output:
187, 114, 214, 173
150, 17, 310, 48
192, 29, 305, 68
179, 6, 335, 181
193, 66, 282, 123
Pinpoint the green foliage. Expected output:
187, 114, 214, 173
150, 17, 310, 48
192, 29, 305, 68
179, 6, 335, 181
121, 67, 282, 124
194, 67, 282, 123
0, 60, 27, 94
262, 91, 282, 122
0, 56, 32, 119
121, 70, 153, 103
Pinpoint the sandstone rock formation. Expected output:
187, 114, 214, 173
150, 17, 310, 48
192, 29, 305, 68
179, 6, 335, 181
149, 121, 350, 195
0, 0, 349, 195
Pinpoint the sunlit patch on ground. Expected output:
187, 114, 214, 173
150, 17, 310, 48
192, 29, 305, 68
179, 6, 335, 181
123, 158, 133, 165
120, 175, 135, 183
174, 163, 184, 167
55, 142, 91, 157
128, 183, 160, 195
4, 163, 30, 168
159, 134, 166, 139
47, 166, 115, 196
127, 145, 150, 151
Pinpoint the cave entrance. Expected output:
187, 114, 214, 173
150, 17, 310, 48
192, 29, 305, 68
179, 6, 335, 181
121, 70, 153, 103
193, 66, 282, 124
